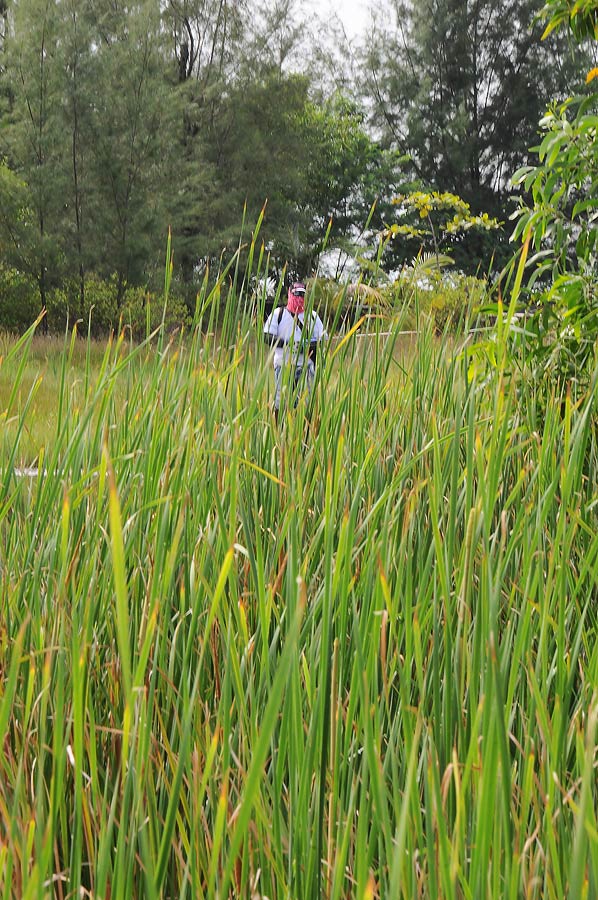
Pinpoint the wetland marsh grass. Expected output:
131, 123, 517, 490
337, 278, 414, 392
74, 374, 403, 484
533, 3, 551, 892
1, 261, 598, 898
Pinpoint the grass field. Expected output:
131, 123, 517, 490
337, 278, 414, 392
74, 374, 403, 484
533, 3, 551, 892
1, 275, 598, 899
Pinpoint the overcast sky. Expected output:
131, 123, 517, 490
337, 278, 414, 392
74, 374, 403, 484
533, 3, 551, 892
318, 0, 372, 39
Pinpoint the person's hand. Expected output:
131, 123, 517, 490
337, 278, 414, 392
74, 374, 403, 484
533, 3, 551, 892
264, 333, 285, 348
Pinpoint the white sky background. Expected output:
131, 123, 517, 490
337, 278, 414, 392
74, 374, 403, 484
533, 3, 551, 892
320, 0, 371, 39
305, 0, 374, 44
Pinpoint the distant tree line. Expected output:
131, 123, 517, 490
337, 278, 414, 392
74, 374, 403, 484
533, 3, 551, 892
0, 0, 592, 330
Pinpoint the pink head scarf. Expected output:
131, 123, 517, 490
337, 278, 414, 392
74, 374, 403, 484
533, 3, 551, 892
287, 282, 306, 315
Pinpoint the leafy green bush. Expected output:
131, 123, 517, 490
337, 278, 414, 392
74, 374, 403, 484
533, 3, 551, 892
85, 276, 120, 334
508, 91, 598, 392
119, 283, 191, 340
311, 277, 389, 326
0, 265, 40, 332
46, 276, 119, 336
310, 268, 488, 335
490, 0, 598, 395
45, 282, 77, 333
423, 272, 489, 332
389, 263, 489, 334
45, 276, 191, 338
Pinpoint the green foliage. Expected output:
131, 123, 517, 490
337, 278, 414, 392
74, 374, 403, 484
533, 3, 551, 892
189, 77, 390, 278
1, 0, 66, 309
512, 96, 598, 270
0, 265, 39, 332
509, 91, 598, 388
1, 0, 593, 327
541, 0, 598, 39
0, 162, 37, 275
120, 283, 191, 340
0, 0, 179, 301
363, 0, 592, 274
407, 270, 489, 333
299, 95, 406, 257
83, 0, 174, 290
0, 0, 409, 300
2, 274, 598, 895
469, 0, 598, 397
44, 275, 191, 338
385, 190, 501, 265
46, 276, 119, 336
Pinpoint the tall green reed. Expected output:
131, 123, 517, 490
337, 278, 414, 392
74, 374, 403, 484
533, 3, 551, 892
0, 238, 597, 898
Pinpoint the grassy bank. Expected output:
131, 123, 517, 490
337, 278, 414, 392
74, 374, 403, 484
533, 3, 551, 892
1, 276, 598, 898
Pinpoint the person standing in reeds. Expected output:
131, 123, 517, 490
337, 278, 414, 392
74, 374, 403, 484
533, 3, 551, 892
263, 281, 327, 421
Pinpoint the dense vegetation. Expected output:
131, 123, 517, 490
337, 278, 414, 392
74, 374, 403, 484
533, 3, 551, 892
2, 0, 598, 896
1, 248, 598, 896
0, 0, 593, 331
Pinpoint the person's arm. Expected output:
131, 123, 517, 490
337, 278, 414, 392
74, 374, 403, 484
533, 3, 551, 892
264, 332, 286, 347
263, 308, 286, 347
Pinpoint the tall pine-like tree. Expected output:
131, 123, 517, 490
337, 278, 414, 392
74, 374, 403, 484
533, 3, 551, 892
1, 0, 178, 310
83, 0, 175, 299
362, 0, 592, 269
1, 0, 65, 319
55, 0, 96, 315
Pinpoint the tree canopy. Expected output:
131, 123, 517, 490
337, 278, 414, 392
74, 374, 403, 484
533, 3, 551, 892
360, 0, 592, 271
0, 0, 592, 321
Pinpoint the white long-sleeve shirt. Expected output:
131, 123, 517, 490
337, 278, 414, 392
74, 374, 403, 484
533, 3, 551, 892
263, 306, 327, 367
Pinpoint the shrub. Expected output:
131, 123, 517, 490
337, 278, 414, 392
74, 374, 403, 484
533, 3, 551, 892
46, 276, 119, 336
45, 282, 76, 334
424, 272, 489, 333
389, 266, 489, 334
45, 276, 191, 339
492, 4, 598, 394
85, 277, 120, 334
119, 284, 192, 341
0, 265, 40, 332
509, 92, 598, 392
310, 277, 392, 329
